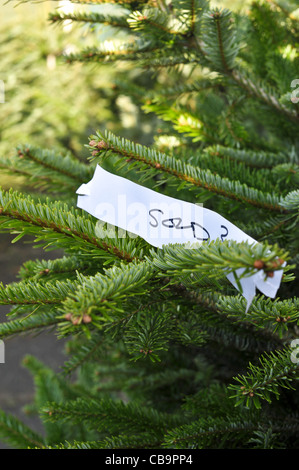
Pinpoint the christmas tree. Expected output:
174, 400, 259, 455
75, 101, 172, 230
0, 0, 298, 449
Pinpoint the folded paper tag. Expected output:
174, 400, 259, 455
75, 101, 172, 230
77, 165, 284, 310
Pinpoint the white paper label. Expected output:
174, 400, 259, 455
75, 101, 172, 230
77, 165, 284, 310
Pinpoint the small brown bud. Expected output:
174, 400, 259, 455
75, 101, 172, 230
41, 268, 50, 275
72, 317, 80, 325
83, 314, 92, 324
155, 163, 161, 169
64, 313, 72, 321
89, 140, 97, 147
267, 271, 274, 278
253, 260, 264, 269
97, 140, 108, 149
92, 150, 98, 156
270, 261, 279, 269
270, 258, 285, 269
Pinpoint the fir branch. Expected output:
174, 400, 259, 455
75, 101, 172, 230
128, 8, 187, 37
0, 145, 94, 194
201, 8, 240, 72
18, 255, 99, 281
150, 240, 288, 280
0, 310, 62, 339
234, 212, 298, 245
59, 260, 156, 333
64, 38, 160, 64
89, 131, 288, 213
229, 347, 299, 409
42, 396, 182, 435
16, 145, 92, 183
254, 0, 299, 40
65, 44, 204, 69
184, 148, 279, 192
195, 8, 299, 123
162, 416, 258, 448
280, 190, 299, 212
231, 69, 299, 124
0, 161, 38, 180
170, 0, 208, 37
85, 433, 163, 449
62, 334, 105, 376
0, 278, 77, 307
0, 410, 44, 449
126, 367, 196, 392
59, 239, 288, 336
190, 0, 197, 35
21, 355, 92, 445
63, 44, 201, 71
49, 11, 130, 29
0, 188, 138, 261
43, 434, 163, 449
205, 145, 291, 169
41, 440, 98, 449
218, 295, 299, 337
143, 101, 220, 143
177, 290, 286, 352
139, 50, 204, 69
146, 75, 227, 99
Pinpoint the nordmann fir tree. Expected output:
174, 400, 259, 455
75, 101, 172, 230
0, 0, 298, 449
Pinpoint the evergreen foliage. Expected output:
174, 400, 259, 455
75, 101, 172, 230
0, 0, 298, 449
0, 17, 114, 164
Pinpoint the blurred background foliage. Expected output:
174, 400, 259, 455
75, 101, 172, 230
0, 1, 154, 190
0, 0, 251, 191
